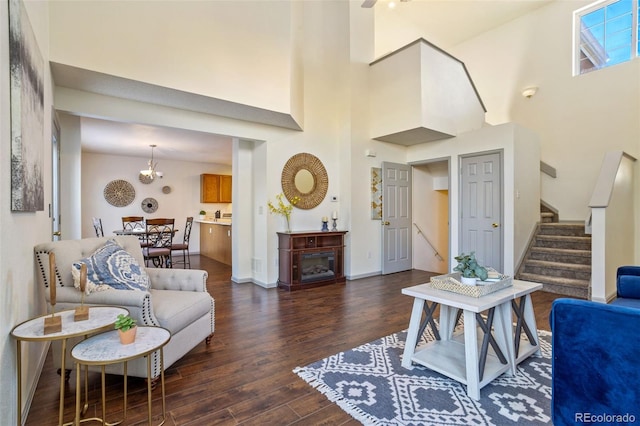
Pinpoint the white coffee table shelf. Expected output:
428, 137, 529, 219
410, 331, 512, 388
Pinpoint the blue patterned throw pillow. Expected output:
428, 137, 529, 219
71, 239, 150, 294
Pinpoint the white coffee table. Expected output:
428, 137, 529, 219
71, 326, 171, 426
401, 279, 542, 400
10, 306, 128, 426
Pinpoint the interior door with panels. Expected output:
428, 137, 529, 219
460, 152, 502, 272
382, 161, 412, 274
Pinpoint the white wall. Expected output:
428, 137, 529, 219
52, 1, 383, 285
513, 125, 542, 268
369, 40, 485, 141
1, 1, 54, 424
450, 0, 640, 230
49, 1, 298, 118
407, 123, 540, 276
81, 152, 231, 253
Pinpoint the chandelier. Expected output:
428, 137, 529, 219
140, 144, 162, 179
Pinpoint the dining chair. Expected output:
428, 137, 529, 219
122, 216, 145, 231
171, 217, 193, 269
143, 218, 175, 268
92, 217, 104, 237
122, 216, 148, 246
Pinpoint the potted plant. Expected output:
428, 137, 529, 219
453, 252, 488, 285
114, 313, 137, 344
199, 210, 206, 220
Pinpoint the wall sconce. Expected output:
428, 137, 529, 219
522, 87, 538, 99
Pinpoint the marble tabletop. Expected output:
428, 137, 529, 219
71, 326, 171, 365
11, 306, 129, 341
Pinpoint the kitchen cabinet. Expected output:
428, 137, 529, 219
201, 174, 232, 203
200, 223, 232, 265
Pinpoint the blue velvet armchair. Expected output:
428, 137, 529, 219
612, 266, 640, 308
551, 291, 640, 424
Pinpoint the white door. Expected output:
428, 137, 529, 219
382, 162, 412, 274
460, 152, 502, 271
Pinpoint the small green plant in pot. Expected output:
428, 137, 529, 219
115, 314, 137, 344
453, 252, 488, 285
199, 210, 206, 219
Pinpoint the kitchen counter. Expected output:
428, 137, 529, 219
199, 220, 232, 265
195, 218, 232, 226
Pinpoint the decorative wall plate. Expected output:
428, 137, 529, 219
162, 185, 171, 194
104, 180, 135, 207
141, 197, 158, 213
139, 173, 153, 184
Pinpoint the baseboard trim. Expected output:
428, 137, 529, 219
347, 270, 382, 281
231, 276, 277, 289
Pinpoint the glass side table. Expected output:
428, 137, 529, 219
11, 306, 128, 426
71, 326, 171, 426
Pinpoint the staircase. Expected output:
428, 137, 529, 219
516, 222, 591, 299
540, 201, 559, 223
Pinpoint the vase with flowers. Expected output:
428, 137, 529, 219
267, 193, 300, 232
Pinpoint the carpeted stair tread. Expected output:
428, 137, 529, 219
536, 235, 591, 242
524, 259, 591, 271
538, 223, 590, 237
529, 248, 591, 265
530, 247, 591, 256
534, 235, 591, 250
540, 212, 555, 223
520, 259, 591, 281
518, 272, 589, 288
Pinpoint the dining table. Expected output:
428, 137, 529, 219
113, 228, 179, 236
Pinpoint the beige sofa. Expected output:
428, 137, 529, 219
34, 235, 214, 379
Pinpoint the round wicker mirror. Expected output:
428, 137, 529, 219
281, 153, 328, 210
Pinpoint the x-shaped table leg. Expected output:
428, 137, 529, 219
476, 308, 508, 381
512, 296, 537, 358
417, 301, 441, 342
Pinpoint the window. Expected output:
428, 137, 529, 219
574, 0, 639, 75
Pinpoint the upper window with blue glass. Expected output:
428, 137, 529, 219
575, 0, 639, 75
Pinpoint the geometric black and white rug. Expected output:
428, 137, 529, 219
294, 329, 552, 425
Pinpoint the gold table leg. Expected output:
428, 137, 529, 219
147, 356, 152, 425
16, 341, 22, 426
160, 348, 166, 425
74, 363, 80, 426
123, 362, 128, 424
59, 339, 67, 426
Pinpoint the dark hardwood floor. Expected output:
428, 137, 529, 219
24, 256, 563, 426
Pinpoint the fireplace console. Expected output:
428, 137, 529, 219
277, 230, 348, 291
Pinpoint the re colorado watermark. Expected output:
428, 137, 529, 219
575, 412, 637, 423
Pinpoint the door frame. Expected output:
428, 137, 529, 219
51, 110, 61, 241
458, 149, 504, 272
410, 157, 452, 274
